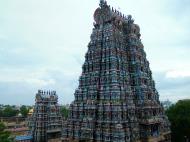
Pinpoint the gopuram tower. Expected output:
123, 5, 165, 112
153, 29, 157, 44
30, 90, 63, 142
62, 1, 171, 142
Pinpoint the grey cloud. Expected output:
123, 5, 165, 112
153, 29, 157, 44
153, 72, 190, 102
0, 82, 37, 105
0, 68, 79, 105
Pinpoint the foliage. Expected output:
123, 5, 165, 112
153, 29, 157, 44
2, 106, 18, 117
20, 105, 29, 117
0, 123, 6, 131
0, 105, 30, 118
60, 106, 69, 118
166, 99, 190, 142
0, 122, 13, 142
0, 109, 3, 117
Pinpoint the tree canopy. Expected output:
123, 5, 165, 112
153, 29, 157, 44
166, 99, 190, 142
0, 105, 30, 118
60, 106, 69, 118
20, 105, 29, 117
0, 122, 13, 142
2, 106, 18, 117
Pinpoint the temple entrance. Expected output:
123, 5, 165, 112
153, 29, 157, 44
151, 124, 159, 136
47, 131, 61, 141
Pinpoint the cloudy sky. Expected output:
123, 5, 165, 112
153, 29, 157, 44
0, 0, 189, 105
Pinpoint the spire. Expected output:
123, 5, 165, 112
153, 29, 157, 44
99, 0, 107, 8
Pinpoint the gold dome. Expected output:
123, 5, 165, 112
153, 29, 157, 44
28, 108, 34, 115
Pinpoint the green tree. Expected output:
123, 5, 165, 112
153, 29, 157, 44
0, 122, 13, 142
166, 99, 190, 142
20, 105, 29, 117
60, 106, 69, 118
0, 109, 3, 117
3, 106, 18, 117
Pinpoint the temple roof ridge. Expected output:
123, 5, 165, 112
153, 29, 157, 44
37, 90, 57, 97
99, 0, 107, 8
97, 0, 134, 24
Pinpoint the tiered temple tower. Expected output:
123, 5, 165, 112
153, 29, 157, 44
62, 1, 171, 141
30, 90, 63, 142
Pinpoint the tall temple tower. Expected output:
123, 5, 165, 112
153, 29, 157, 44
62, 1, 171, 142
30, 90, 63, 142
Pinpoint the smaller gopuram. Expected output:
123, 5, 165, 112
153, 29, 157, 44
29, 90, 63, 142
